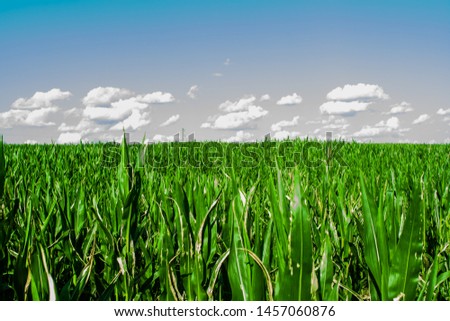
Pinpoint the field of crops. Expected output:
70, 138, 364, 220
0, 136, 449, 301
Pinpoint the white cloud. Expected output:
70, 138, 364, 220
276, 93, 303, 106
58, 119, 101, 135
82, 98, 148, 122
437, 108, 450, 115
57, 132, 83, 144
24, 107, 59, 126
384, 102, 413, 115
412, 114, 430, 125
187, 85, 199, 99
137, 91, 175, 104
1, 88, 72, 128
224, 58, 231, 65
353, 117, 402, 138
260, 94, 270, 101
375, 116, 400, 129
152, 134, 174, 142
319, 101, 371, 115
12, 88, 72, 109
326, 83, 389, 101
219, 96, 256, 112
0, 107, 59, 127
24, 140, 38, 144
273, 130, 301, 140
271, 116, 300, 132
212, 73, 223, 77
160, 114, 180, 127
82, 87, 132, 106
203, 96, 269, 130
353, 127, 386, 138
110, 110, 151, 131
223, 131, 254, 143
204, 106, 268, 129
79, 89, 174, 134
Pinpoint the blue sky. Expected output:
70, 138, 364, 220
1, 0, 449, 143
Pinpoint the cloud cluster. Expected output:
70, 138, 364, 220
326, 83, 389, 101
12, 88, 72, 109
54, 87, 175, 143
320, 101, 370, 116
437, 108, 450, 116
321, 83, 389, 116
353, 116, 404, 138
384, 102, 413, 115
201, 96, 268, 130
0, 88, 71, 127
271, 116, 300, 132
276, 93, 303, 106
82, 87, 132, 107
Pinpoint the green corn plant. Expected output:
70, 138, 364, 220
269, 169, 313, 300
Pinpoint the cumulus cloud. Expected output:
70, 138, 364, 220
437, 108, 450, 115
260, 94, 270, 101
319, 83, 388, 116
219, 96, 256, 112
160, 114, 180, 127
375, 117, 400, 129
212, 73, 223, 77
223, 131, 254, 143
224, 58, 231, 65
58, 118, 101, 135
271, 116, 300, 132
353, 116, 402, 138
202, 96, 269, 130
57, 132, 83, 144
110, 110, 151, 131
152, 134, 174, 142
319, 101, 371, 116
0, 107, 59, 127
0, 88, 73, 128
12, 88, 72, 109
276, 93, 303, 106
137, 91, 175, 104
187, 85, 199, 99
82, 87, 132, 107
74, 88, 175, 133
412, 114, 430, 125
384, 102, 413, 115
83, 98, 149, 122
327, 83, 389, 101
203, 106, 268, 129
273, 130, 301, 140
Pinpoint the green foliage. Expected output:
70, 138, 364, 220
0, 137, 449, 301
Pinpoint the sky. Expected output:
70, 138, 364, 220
0, 0, 449, 144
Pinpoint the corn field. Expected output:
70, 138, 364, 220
0, 136, 449, 301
